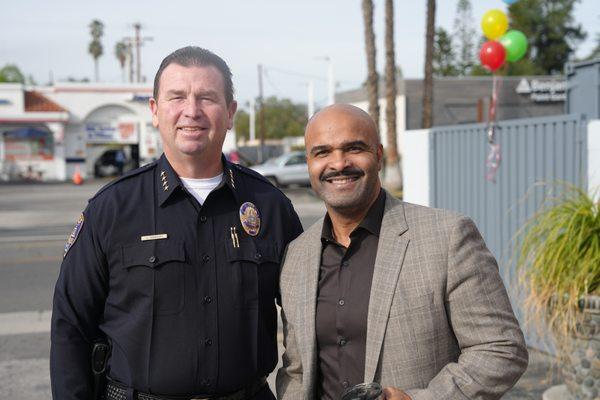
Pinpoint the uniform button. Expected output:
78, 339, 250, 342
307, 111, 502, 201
342, 380, 350, 388
202, 254, 211, 262
341, 260, 349, 267
205, 338, 213, 346
338, 299, 345, 306
199, 215, 207, 223
338, 338, 347, 346
148, 256, 156, 263
254, 253, 262, 260
204, 296, 212, 304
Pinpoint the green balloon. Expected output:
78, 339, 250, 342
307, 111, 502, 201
499, 30, 528, 62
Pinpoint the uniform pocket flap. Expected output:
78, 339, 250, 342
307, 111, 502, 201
121, 240, 185, 268
225, 238, 279, 264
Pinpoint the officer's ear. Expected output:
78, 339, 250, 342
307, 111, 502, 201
227, 100, 237, 131
150, 97, 159, 128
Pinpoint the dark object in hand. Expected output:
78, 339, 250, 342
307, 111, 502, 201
341, 382, 383, 400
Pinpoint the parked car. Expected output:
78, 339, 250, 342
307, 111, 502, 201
250, 151, 310, 187
94, 149, 129, 177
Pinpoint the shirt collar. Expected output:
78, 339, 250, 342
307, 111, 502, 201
321, 188, 386, 243
157, 153, 240, 207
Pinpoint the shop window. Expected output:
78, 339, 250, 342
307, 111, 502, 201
3, 128, 53, 160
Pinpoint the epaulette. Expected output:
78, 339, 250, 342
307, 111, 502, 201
231, 163, 291, 199
231, 163, 273, 185
89, 161, 158, 202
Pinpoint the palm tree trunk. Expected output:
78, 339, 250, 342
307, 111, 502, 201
94, 59, 99, 82
362, 0, 380, 134
422, 0, 436, 129
384, 0, 402, 191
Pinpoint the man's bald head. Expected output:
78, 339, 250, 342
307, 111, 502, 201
306, 104, 380, 146
304, 103, 383, 216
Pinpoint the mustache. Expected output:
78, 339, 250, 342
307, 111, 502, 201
320, 168, 365, 181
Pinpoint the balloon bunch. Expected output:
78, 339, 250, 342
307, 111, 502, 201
479, 1, 528, 72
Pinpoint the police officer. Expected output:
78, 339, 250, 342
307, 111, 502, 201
50, 47, 303, 400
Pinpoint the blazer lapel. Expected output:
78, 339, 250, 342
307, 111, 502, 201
297, 218, 324, 395
364, 193, 409, 383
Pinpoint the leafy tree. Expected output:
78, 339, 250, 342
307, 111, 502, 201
434, 28, 458, 76
234, 97, 307, 141
453, 0, 476, 75
585, 33, 600, 60
362, 0, 380, 133
0, 64, 25, 83
508, 0, 586, 74
422, 0, 436, 128
88, 19, 104, 82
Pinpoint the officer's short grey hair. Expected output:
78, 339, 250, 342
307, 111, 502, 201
152, 46, 234, 105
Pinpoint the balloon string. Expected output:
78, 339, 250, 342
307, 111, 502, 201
485, 74, 502, 183
489, 74, 498, 125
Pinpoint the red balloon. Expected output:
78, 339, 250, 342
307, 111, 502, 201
479, 41, 506, 72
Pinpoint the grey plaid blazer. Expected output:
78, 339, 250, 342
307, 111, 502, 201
276, 192, 528, 400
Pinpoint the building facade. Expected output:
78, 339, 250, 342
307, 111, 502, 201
336, 75, 566, 155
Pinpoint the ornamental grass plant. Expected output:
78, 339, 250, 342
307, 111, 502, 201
517, 184, 600, 344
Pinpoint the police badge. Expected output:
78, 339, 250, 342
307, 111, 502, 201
64, 213, 84, 258
239, 202, 260, 236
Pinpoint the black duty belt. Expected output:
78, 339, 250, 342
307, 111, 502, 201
104, 377, 267, 400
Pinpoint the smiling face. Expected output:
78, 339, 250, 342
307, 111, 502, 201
305, 104, 383, 214
150, 63, 237, 168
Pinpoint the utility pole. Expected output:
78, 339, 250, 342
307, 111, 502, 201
327, 57, 335, 105
307, 80, 315, 119
249, 98, 256, 142
123, 23, 153, 83
134, 23, 142, 83
121, 39, 134, 83
315, 56, 336, 105
257, 64, 265, 163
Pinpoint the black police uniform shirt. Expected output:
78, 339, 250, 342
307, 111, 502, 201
50, 154, 303, 399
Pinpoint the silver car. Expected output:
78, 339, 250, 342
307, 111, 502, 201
250, 151, 310, 187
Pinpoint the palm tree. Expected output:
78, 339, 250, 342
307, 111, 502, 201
362, 0, 380, 133
422, 0, 436, 128
115, 41, 128, 82
88, 20, 104, 82
384, 0, 402, 191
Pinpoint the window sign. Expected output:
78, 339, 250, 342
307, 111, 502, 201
86, 120, 139, 144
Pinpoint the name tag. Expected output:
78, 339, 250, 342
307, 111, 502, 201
141, 234, 168, 241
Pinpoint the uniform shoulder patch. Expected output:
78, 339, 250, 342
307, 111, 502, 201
64, 213, 84, 258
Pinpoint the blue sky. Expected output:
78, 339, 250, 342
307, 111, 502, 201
2, 0, 598, 108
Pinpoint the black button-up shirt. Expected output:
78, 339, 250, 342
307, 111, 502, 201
50, 154, 303, 399
315, 189, 385, 400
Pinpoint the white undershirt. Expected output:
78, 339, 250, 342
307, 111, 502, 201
180, 173, 223, 205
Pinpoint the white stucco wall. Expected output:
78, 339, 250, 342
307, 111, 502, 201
402, 129, 430, 207
0, 84, 25, 114
588, 120, 600, 201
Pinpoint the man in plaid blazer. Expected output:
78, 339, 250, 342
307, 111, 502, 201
276, 104, 528, 400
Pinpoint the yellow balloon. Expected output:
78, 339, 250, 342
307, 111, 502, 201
481, 9, 509, 40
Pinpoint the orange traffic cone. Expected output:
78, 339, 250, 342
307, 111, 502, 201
72, 166, 83, 185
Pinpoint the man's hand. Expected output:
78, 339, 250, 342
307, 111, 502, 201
381, 387, 412, 400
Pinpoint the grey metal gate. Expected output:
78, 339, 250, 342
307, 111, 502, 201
429, 114, 588, 348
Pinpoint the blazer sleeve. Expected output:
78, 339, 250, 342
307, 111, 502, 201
406, 216, 528, 400
276, 306, 305, 400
